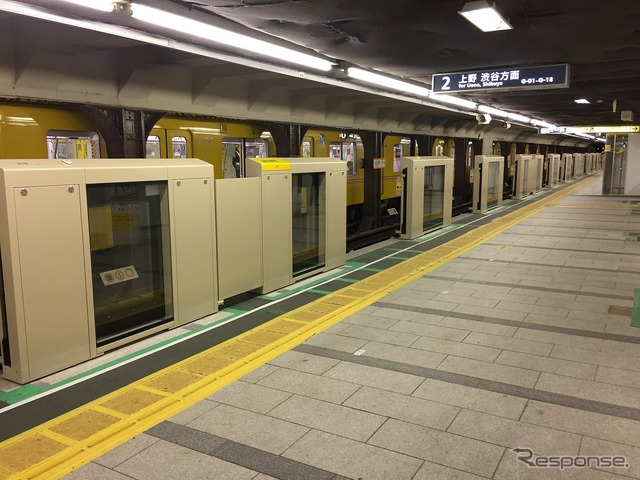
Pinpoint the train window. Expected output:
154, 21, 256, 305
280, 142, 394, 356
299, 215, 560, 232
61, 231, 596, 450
330, 142, 357, 175
302, 140, 313, 157
221, 138, 268, 179
245, 139, 268, 159
146, 136, 161, 158
222, 142, 242, 178
433, 139, 445, 156
329, 142, 341, 159
171, 136, 187, 158
342, 142, 357, 175
393, 145, 403, 172
47, 130, 100, 159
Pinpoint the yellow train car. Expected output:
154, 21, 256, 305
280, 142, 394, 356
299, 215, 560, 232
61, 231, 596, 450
382, 134, 410, 201
303, 128, 409, 206
0, 103, 105, 159
303, 128, 364, 205
147, 116, 275, 179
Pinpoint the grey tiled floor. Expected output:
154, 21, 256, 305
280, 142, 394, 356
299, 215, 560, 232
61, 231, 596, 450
65, 177, 640, 479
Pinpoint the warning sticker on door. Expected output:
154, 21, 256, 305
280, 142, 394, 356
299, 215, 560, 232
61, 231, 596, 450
100, 265, 139, 286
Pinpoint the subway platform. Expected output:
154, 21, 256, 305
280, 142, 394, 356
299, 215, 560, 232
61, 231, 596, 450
2, 172, 640, 480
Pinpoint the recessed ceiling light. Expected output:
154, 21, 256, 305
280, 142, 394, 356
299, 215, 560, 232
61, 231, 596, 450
458, 1, 513, 32
574, 98, 590, 104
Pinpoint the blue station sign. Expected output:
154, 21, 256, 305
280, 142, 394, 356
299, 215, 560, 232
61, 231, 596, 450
432, 64, 569, 93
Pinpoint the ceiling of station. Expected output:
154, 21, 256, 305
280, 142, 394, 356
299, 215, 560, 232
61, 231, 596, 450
186, 0, 640, 127
0, 0, 638, 141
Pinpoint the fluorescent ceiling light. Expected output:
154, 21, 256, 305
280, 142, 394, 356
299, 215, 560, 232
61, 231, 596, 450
347, 67, 430, 97
59, 0, 114, 12
506, 112, 531, 123
478, 105, 508, 117
131, 3, 333, 71
574, 98, 590, 104
530, 119, 557, 129
458, 1, 513, 32
576, 133, 596, 140
429, 93, 477, 109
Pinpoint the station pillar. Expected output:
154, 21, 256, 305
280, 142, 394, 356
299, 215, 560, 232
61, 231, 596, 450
268, 123, 309, 157
357, 130, 386, 233
411, 135, 431, 156
78, 107, 165, 158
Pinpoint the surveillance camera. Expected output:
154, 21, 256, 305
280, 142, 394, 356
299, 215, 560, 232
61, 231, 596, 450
501, 121, 511, 129
476, 113, 491, 124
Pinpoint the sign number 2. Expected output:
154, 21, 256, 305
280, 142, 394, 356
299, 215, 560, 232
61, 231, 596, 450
441, 76, 451, 90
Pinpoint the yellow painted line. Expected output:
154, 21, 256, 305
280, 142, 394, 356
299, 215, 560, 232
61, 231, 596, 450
0, 175, 598, 480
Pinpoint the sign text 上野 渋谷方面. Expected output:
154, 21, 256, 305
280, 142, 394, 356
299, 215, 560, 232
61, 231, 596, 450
432, 64, 569, 93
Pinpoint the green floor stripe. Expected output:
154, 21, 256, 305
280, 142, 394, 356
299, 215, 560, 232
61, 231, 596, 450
308, 289, 333, 295
0, 312, 243, 405
632, 288, 640, 328
385, 248, 424, 254
334, 278, 359, 284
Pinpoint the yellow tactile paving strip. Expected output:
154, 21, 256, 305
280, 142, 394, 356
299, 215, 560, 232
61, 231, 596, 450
0, 176, 597, 480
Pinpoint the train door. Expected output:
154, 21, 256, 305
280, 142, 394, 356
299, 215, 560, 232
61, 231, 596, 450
330, 141, 356, 175
222, 138, 268, 178
329, 142, 341, 160
447, 139, 455, 158
466, 141, 474, 180
146, 129, 192, 159
47, 130, 101, 159
302, 138, 313, 157
432, 138, 445, 156
245, 139, 268, 159
222, 140, 243, 178
146, 135, 162, 158
342, 141, 357, 175
393, 144, 403, 172
170, 135, 189, 158
168, 129, 191, 158
146, 128, 167, 158
465, 141, 475, 207
507, 143, 517, 197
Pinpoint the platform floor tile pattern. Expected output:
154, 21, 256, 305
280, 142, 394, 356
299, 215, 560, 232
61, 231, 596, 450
65, 180, 640, 480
